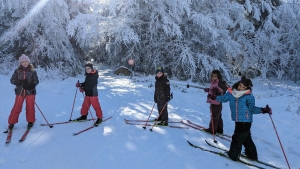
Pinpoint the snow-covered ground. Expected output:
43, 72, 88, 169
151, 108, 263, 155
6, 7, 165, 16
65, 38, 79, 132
0, 67, 299, 169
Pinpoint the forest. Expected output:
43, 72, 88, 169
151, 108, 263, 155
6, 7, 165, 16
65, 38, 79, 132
0, 0, 299, 82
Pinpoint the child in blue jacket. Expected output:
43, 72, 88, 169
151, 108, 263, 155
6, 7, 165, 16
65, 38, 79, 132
209, 77, 271, 161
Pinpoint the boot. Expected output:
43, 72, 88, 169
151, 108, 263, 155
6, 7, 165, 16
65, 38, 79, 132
157, 120, 168, 126
8, 124, 14, 130
94, 118, 102, 126
75, 115, 87, 121
28, 122, 34, 128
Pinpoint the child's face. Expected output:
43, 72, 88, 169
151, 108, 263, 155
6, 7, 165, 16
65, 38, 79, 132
156, 72, 163, 78
20, 61, 29, 67
211, 73, 219, 81
237, 83, 248, 91
85, 66, 92, 73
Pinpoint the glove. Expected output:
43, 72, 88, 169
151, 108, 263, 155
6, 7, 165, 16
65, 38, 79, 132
79, 87, 84, 93
187, 84, 190, 88
76, 82, 81, 87
203, 88, 209, 92
261, 105, 272, 114
15, 79, 22, 85
154, 98, 157, 103
22, 83, 35, 90
207, 94, 216, 100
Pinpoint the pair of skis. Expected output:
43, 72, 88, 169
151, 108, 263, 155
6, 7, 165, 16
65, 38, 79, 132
124, 119, 189, 129
4, 127, 32, 143
181, 120, 232, 142
187, 139, 280, 169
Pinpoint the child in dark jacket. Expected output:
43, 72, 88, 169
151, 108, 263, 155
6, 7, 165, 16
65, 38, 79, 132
212, 77, 271, 161
75, 63, 103, 126
7, 54, 39, 130
203, 70, 228, 134
154, 67, 171, 126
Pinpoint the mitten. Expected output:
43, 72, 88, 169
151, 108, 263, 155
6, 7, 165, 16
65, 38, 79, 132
261, 105, 272, 114
207, 94, 216, 100
79, 87, 84, 93
23, 83, 35, 90
186, 84, 190, 88
76, 82, 81, 87
15, 79, 22, 85
203, 88, 209, 92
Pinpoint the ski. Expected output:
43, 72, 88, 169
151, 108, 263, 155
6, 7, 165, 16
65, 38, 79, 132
40, 118, 97, 126
124, 120, 189, 129
19, 127, 32, 142
187, 140, 265, 169
181, 121, 231, 142
73, 116, 112, 136
124, 119, 181, 123
186, 120, 232, 138
5, 129, 13, 143
204, 140, 280, 169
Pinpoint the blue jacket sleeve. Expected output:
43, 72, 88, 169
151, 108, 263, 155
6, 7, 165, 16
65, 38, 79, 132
247, 95, 262, 114
216, 92, 230, 103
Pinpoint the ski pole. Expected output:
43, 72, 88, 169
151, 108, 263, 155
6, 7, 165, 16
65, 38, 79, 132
143, 103, 156, 129
24, 89, 53, 128
149, 102, 168, 131
210, 106, 217, 143
267, 105, 290, 169
69, 80, 79, 121
34, 102, 53, 128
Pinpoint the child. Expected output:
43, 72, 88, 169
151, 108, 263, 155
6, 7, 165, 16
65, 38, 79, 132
154, 67, 171, 126
210, 76, 271, 161
7, 54, 39, 130
74, 63, 103, 126
203, 70, 228, 134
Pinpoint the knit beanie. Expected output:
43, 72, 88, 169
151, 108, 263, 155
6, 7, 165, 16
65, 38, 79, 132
156, 67, 164, 74
19, 54, 30, 63
85, 63, 93, 70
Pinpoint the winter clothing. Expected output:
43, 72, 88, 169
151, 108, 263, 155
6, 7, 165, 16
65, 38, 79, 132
156, 67, 164, 74
77, 69, 103, 119
154, 73, 170, 121
85, 63, 93, 70
216, 85, 263, 161
228, 122, 258, 161
8, 64, 39, 125
19, 54, 30, 63
94, 118, 103, 126
205, 80, 227, 134
216, 88, 261, 122
75, 115, 87, 121
261, 106, 271, 114
80, 70, 99, 96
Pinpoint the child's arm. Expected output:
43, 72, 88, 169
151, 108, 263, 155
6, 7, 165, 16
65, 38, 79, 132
216, 92, 230, 102
247, 95, 262, 114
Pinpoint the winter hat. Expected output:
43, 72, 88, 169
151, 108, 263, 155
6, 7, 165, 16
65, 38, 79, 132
19, 54, 30, 63
85, 63, 93, 70
156, 67, 164, 74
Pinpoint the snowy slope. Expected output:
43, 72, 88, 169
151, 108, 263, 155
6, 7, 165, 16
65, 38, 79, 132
0, 68, 299, 169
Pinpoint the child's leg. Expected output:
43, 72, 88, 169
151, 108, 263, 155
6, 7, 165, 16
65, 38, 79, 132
25, 95, 36, 123
208, 104, 222, 133
8, 95, 26, 124
81, 96, 92, 116
90, 96, 103, 118
157, 100, 168, 121
243, 132, 258, 160
228, 122, 252, 161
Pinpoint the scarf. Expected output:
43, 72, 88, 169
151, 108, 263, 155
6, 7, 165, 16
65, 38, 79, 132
232, 89, 250, 98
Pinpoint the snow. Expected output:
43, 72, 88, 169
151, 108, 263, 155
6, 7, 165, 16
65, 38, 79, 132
0, 68, 299, 169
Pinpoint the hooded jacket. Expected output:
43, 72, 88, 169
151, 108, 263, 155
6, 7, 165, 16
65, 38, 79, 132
10, 64, 39, 96
216, 88, 261, 122
81, 70, 99, 96
154, 74, 170, 102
